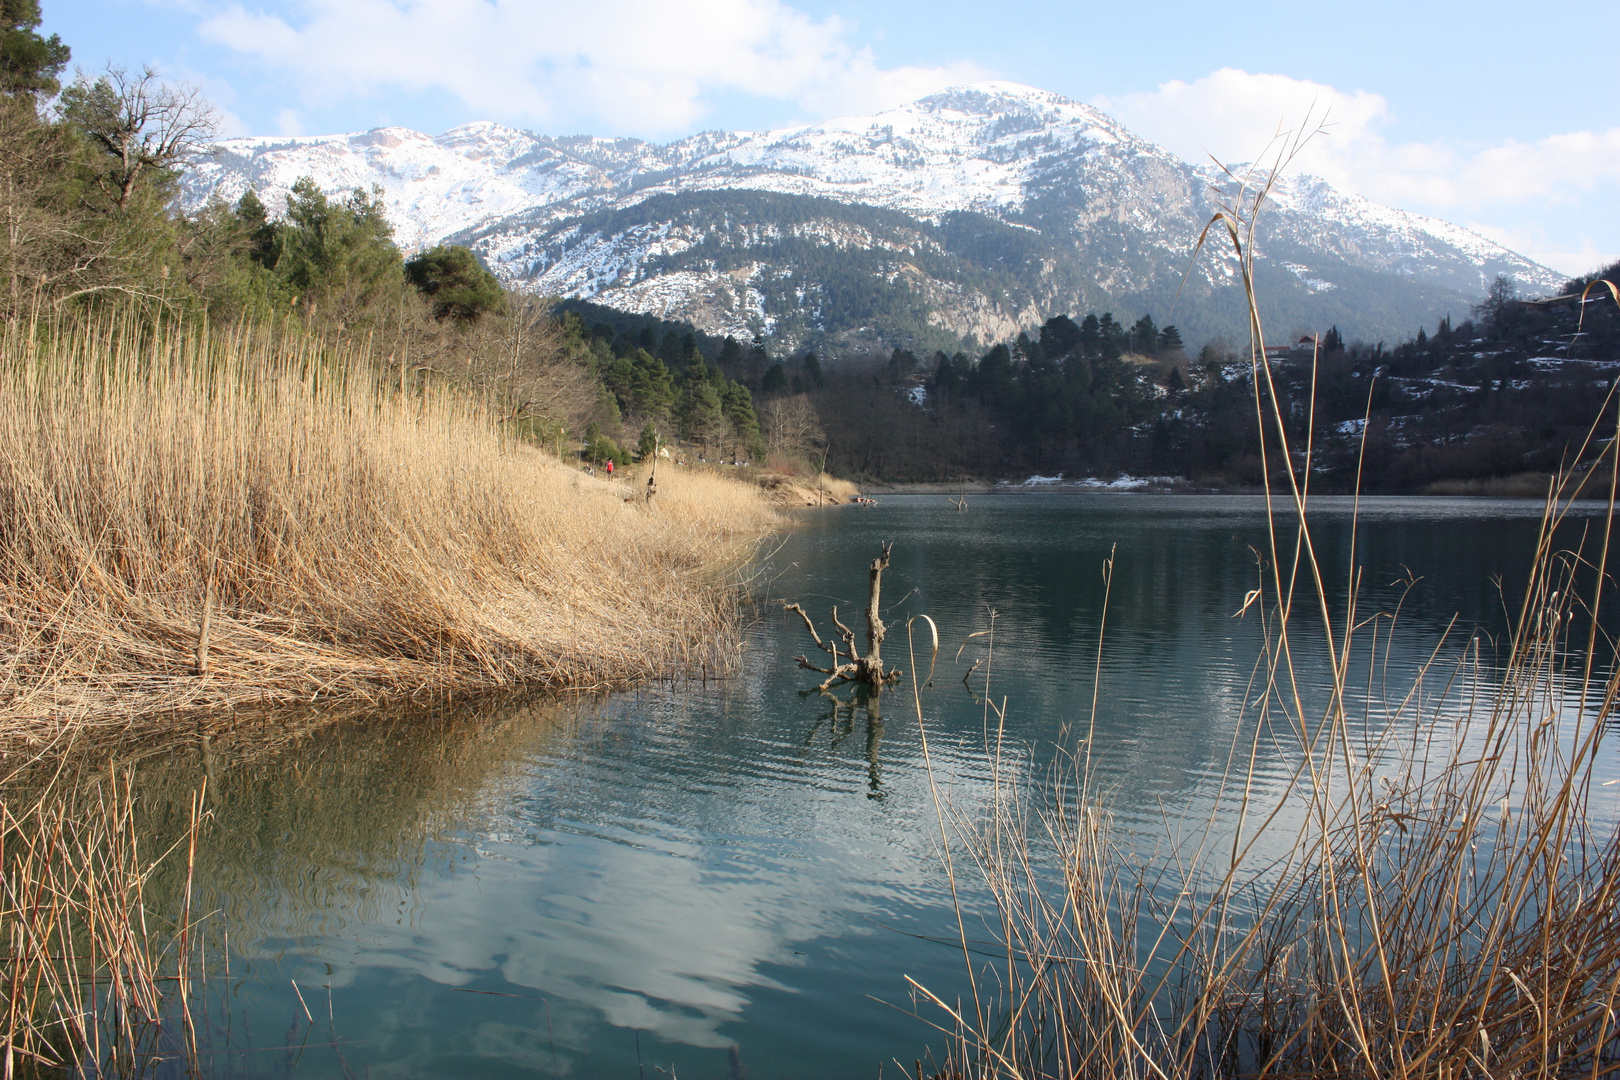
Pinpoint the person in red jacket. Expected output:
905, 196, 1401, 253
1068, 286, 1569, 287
605, 459, 614, 477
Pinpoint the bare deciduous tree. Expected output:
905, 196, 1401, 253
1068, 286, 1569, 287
380, 291, 599, 440
59, 65, 218, 211
484, 295, 599, 425
760, 393, 825, 462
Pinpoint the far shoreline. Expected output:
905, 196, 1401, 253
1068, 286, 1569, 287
855, 477, 1605, 500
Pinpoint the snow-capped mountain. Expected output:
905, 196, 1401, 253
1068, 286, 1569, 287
184, 82, 1564, 350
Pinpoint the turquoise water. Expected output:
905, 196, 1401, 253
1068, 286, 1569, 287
129, 494, 1616, 1078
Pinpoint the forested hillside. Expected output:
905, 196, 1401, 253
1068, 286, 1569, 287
542, 265, 1619, 494
796, 268, 1620, 491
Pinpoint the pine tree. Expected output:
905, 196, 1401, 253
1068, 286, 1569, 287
404, 244, 504, 322
1131, 314, 1159, 356
721, 382, 762, 461
627, 348, 674, 419
1079, 314, 1102, 356
270, 178, 402, 312
761, 362, 788, 396
1040, 314, 1082, 357
0, 0, 68, 100
637, 421, 660, 460
677, 380, 725, 453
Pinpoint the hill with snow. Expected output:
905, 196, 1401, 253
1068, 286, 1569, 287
184, 82, 1564, 351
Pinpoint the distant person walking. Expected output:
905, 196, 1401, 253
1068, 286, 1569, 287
605, 459, 614, 477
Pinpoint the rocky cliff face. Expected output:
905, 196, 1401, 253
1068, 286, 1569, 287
184, 82, 1562, 351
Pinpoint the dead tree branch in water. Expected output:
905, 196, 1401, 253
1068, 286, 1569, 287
785, 542, 902, 691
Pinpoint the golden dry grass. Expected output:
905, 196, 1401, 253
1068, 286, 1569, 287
818, 472, 863, 502
0, 312, 779, 740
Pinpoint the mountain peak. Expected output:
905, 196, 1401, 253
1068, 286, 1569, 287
915, 80, 1086, 111
184, 81, 1565, 349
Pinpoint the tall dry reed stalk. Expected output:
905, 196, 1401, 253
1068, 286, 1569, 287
908, 142, 1620, 1078
1, 772, 207, 1079
0, 311, 778, 739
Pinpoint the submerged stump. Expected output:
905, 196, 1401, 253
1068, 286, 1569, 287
785, 542, 903, 691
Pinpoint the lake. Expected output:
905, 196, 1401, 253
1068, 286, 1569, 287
123, 493, 1617, 1078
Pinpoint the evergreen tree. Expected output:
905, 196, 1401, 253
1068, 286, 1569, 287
1079, 313, 1102, 356
677, 379, 724, 452
404, 244, 504, 322
761, 361, 788, 396
234, 189, 274, 259
721, 382, 762, 460
1040, 314, 1082, 357
270, 178, 402, 312
1097, 314, 1123, 359
1131, 313, 1159, 356
626, 348, 675, 419
0, 0, 68, 100
745, 337, 770, 382
657, 330, 682, 364
601, 352, 635, 410
637, 421, 660, 460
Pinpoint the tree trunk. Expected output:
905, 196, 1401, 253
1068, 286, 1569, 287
786, 542, 900, 691
858, 544, 889, 684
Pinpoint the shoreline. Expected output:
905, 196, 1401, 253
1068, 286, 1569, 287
857, 475, 1595, 499
0, 320, 785, 747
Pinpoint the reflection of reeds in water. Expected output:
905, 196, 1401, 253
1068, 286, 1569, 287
3, 696, 581, 1076
911, 142, 1620, 1077
1, 775, 206, 1078
0, 311, 777, 738
125, 697, 588, 951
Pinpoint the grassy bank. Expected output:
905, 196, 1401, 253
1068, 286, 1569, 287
0, 313, 779, 740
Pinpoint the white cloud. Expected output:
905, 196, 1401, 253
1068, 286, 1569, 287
1096, 68, 1391, 179
1097, 68, 1620, 276
198, 0, 987, 137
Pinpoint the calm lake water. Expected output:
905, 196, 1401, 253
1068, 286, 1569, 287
127, 493, 1619, 1079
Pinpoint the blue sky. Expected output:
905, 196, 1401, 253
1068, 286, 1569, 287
44, 0, 1620, 279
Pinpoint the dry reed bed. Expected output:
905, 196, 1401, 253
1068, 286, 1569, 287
0, 313, 778, 739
